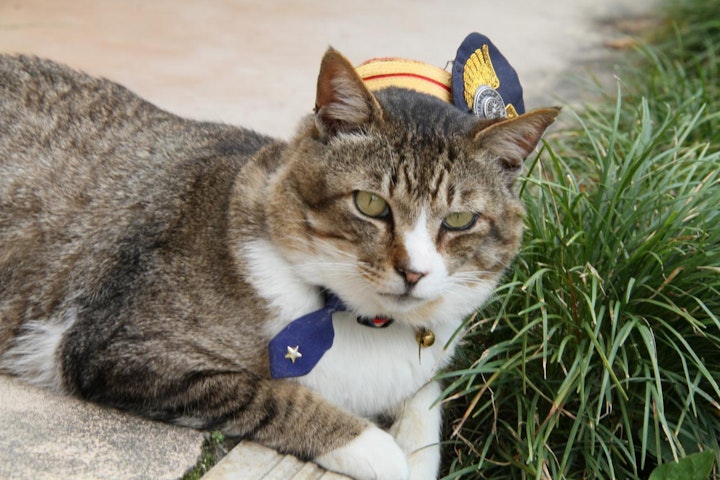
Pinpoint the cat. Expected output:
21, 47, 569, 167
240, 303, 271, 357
0, 48, 558, 479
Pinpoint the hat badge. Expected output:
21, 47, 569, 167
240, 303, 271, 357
463, 44, 509, 119
452, 33, 525, 120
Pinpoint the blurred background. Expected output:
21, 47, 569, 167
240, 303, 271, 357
0, 0, 654, 137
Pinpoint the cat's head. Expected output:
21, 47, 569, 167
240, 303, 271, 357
267, 48, 559, 325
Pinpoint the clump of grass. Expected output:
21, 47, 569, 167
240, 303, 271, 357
441, 0, 720, 478
182, 431, 238, 480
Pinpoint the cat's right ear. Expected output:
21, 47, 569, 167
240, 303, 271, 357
314, 48, 382, 138
472, 107, 560, 184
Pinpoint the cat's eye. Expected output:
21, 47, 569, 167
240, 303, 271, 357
442, 212, 478, 230
354, 191, 390, 218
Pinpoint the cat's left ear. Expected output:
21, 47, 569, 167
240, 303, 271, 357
472, 107, 560, 183
314, 47, 383, 138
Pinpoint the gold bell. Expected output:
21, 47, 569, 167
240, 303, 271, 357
416, 327, 435, 348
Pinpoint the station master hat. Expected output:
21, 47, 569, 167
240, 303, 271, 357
355, 32, 525, 120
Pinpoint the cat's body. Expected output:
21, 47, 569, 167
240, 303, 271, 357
0, 51, 558, 479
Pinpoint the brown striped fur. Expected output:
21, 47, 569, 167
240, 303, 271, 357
0, 49, 558, 477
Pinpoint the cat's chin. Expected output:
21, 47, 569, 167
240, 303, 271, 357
329, 287, 424, 320
378, 292, 426, 311
355, 291, 442, 322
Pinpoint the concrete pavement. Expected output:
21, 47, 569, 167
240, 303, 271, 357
0, 0, 655, 478
0, 376, 204, 479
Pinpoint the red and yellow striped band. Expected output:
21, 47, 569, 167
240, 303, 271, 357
356, 58, 452, 103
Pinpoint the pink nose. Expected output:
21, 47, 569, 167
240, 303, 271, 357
395, 267, 426, 286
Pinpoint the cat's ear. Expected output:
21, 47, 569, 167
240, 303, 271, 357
472, 107, 560, 183
314, 47, 382, 138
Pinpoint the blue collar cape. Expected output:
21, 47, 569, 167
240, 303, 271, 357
268, 293, 393, 379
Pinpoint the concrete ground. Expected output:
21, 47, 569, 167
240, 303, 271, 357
0, 0, 655, 478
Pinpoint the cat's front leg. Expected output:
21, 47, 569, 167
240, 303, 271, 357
316, 425, 409, 480
389, 380, 443, 480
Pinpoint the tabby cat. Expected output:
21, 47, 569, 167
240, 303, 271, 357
0, 49, 558, 479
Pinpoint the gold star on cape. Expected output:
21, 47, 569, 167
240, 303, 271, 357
284, 345, 302, 363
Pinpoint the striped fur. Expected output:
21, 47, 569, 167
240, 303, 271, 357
0, 50, 558, 479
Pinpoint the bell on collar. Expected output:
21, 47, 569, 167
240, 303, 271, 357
416, 327, 435, 348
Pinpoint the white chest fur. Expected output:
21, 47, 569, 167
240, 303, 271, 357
243, 239, 462, 418
299, 311, 457, 418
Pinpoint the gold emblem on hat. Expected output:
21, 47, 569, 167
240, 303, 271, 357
462, 44, 518, 118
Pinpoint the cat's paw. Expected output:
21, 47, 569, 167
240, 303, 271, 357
389, 381, 442, 479
315, 426, 409, 480
406, 444, 441, 480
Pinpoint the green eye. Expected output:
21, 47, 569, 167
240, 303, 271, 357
354, 191, 390, 218
442, 212, 477, 230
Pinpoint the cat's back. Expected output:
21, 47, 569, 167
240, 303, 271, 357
0, 54, 272, 242
0, 54, 271, 175
0, 53, 277, 210
0, 54, 141, 120
0, 54, 274, 349
1, 54, 180, 165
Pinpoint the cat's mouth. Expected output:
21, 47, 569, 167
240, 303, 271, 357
379, 292, 425, 306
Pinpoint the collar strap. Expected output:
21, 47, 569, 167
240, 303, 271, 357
356, 315, 394, 328
357, 317, 394, 328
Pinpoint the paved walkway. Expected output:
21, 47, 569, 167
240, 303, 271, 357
0, 0, 655, 478
203, 442, 348, 480
0, 376, 203, 480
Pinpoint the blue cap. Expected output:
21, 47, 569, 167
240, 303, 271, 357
452, 32, 525, 119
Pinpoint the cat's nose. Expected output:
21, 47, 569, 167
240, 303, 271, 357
395, 266, 426, 286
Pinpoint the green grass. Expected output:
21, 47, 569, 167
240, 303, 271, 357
182, 431, 239, 480
441, 0, 720, 478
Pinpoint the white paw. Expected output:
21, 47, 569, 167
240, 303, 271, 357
315, 426, 409, 480
406, 444, 441, 480
389, 381, 442, 479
